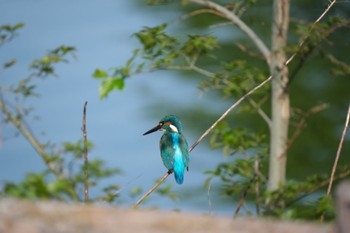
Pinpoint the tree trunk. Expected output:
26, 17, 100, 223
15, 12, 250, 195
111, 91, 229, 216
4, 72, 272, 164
268, 0, 290, 191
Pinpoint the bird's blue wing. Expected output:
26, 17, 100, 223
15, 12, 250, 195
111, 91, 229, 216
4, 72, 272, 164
160, 133, 175, 171
179, 134, 190, 170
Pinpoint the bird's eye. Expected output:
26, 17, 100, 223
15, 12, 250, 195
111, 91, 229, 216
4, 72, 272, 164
159, 121, 164, 126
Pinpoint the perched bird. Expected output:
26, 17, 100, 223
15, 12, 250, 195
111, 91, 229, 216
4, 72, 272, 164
143, 115, 190, 184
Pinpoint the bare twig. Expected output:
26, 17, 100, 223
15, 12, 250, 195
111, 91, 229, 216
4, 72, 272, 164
254, 159, 261, 216
180, 9, 225, 21
315, 0, 337, 24
321, 104, 350, 222
209, 22, 234, 29
82, 101, 89, 202
236, 42, 265, 60
288, 18, 350, 85
285, 0, 337, 65
233, 158, 265, 217
166, 65, 215, 78
234, 192, 247, 217
207, 178, 213, 215
287, 103, 328, 151
132, 171, 170, 208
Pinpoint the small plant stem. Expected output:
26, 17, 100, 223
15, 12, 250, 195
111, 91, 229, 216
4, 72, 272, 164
82, 101, 89, 202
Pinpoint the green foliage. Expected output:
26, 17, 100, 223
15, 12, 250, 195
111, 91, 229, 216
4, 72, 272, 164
262, 174, 336, 220
0, 23, 24, 45
92, 48, 139, 98
130, 186, 143, 197
209, 121, 268, 156
204, 113, 343, 221
156, 183, 177, 201
327, 55, 350, 76
98, 185, 121, 203
199, 60, 268, 98
93, 24, 220, 98
181, 35, 219, 59
30, 45, 76, 77
134, 24, 177, 58
9, 45, 76, 105
0, 140, 121, 202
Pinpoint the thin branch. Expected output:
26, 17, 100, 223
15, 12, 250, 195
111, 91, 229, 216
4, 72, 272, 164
235, 42, 265, 60
234, 157, 266, 217
285, 0, 337, 65
180, 8, 225, 21
288, 18, 350, 85
209, 21, 234, 29
287, 103, 328, 151
254, 159, 261, 216
326, 104, 350, 196
189, 75, 272, 152
320, 104, 350, 222
166, 65, 215, 78
189, 0, 271, 65
82, 101, 89, 202
234, 191, 248, 218
0, 99, 60, 177
206, 178, 213, 216
132, 171, 170, 208
247, 97, 272, 128
191, 65, 216, 78
315, 0, 337, 24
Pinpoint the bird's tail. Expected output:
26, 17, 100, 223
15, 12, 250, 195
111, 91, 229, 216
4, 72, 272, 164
173, 155, 186, 184
174, 170, 184, 184
173, 161, 185, 184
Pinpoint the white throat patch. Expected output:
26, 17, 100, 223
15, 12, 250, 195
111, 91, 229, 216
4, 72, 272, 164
169, 124, 179, 133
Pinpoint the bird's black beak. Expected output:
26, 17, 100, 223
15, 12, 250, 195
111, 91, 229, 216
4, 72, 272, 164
143, 123, 162, 136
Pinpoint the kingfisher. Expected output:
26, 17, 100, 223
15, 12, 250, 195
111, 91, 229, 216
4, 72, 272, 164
143, 115, 190, 184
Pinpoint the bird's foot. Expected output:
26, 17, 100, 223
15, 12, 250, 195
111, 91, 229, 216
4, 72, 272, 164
167, 169, 174, 175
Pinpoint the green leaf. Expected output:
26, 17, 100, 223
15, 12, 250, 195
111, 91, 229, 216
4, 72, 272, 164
98, 76, 125, 99
99, 77, 115, 99
13, 23, 25, 30
130, 186, 142, 197
4, 59, 16, 68
114, 77, 125, 90
93, 69, 108, 79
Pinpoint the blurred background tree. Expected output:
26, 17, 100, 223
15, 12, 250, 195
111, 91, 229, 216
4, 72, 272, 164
95, 0, 350, 220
